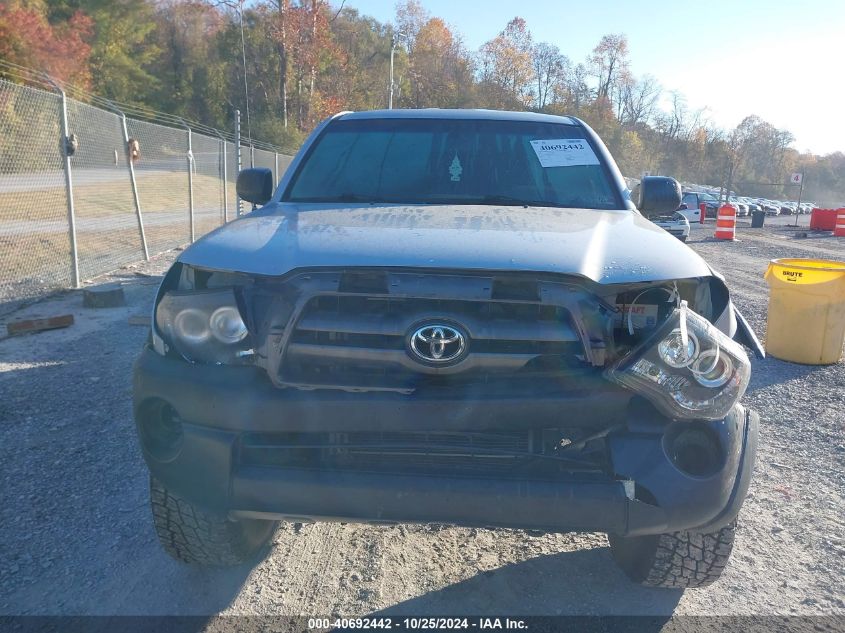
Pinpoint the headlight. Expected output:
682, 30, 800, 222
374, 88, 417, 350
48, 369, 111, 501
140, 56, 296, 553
209, 306, 249, 343
155, 289, 253, 364
605, 304, 750, 420
657, 329, 699, 367
173, 308, 211, 344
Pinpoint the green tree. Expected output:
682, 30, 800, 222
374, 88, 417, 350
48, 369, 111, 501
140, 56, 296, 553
326, 7, 394, 111
153, 2, 228, 126
69, 0, 161, 104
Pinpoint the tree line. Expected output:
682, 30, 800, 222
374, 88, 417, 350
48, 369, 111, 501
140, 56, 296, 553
2, 0, 843, 205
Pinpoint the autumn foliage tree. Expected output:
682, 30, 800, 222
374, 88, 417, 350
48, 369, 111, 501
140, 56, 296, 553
589, 33, 631, 109
478, 17, 534, 108
0, 3, 93, 87
265, 0, 341, 129
1, 1, 842, 204
532, 42, 568, 110
406, 18, 473, 108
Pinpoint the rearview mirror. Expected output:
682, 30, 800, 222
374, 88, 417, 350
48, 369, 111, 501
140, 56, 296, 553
632, 176, 682, 217
236, 168, 274, 206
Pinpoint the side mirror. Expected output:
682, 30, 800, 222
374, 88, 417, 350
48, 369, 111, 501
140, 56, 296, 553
632, 176, 683, 217
236, 168, 274, 206
678, 203, 688, 210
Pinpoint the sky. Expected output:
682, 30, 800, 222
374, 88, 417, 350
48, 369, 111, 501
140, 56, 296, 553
343, 0, 845, 155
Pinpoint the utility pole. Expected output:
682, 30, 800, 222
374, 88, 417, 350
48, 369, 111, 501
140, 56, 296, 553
388, 34, 396, 109
725, 160, 735, 208
794, 171, 805, 228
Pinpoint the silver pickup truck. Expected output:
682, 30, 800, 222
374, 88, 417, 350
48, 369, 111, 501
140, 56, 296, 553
133, 109, 762, 588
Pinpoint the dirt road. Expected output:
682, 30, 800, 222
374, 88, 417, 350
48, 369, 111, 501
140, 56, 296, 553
1, 221, 843, 622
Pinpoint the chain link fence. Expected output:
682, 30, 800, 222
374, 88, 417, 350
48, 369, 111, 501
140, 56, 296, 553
253, 148, 276, 183
0, 70, 292, 308
0, 81, 70, 298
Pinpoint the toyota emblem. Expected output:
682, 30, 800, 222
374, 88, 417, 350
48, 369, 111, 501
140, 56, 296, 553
408, 323, 468, 364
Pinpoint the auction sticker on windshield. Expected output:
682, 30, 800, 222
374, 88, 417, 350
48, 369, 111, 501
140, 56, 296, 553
530, 139, 600, 167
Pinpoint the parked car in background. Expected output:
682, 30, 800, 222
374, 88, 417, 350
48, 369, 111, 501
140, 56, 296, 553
680, 191, 719, 222
741, 197, 761, 214
651, 210, 691, 241
780, 203, 794, 216
729, 197, 748, 216
762, 200, 781, 216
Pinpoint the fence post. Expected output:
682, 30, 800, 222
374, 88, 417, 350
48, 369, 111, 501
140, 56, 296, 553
51, 84, 80, 288
250, 144, 255, 168
274, 151, 279, 186
220, 136, 228, 224
235, 109, 242, 216
119, 112, 148, 260
100, 99, 149, 260
182, 121, 195, 242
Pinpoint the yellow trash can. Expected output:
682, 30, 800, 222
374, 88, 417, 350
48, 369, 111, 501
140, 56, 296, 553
764, 258, 845, 364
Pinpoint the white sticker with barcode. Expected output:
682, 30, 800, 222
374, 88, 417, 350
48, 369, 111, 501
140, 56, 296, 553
529, 139, 600, 168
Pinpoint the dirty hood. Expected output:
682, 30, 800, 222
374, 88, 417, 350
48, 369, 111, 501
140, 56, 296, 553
179, 203, 712, 284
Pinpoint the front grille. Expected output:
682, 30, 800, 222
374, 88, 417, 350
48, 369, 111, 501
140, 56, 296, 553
239, 430, 606, 479
274, 271, 591, 393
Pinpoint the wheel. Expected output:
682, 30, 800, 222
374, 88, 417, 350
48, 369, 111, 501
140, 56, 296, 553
608, 521, 736, 588
679, 236, 688, 243
149, 476, 277, 566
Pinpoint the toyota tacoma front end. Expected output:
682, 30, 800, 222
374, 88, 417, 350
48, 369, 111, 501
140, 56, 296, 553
133, 110, 762, 588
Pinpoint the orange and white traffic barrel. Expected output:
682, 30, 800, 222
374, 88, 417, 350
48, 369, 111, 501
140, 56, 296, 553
834, 208, 845, 237
714, 204, 737, 240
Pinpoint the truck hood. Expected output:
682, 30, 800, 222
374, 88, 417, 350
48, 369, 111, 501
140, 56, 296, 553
179, 203, 712, 284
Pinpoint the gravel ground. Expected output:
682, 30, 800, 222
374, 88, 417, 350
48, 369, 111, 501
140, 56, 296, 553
0, 221, 843, 623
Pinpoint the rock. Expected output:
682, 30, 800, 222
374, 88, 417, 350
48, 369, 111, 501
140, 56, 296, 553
83, 284, 126, 308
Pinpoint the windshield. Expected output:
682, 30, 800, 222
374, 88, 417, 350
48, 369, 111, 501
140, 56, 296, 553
284, 118, 621, 209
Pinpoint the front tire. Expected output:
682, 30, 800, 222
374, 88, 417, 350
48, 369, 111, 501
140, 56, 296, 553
150, 476, 277, 566
608, 521, 736, 588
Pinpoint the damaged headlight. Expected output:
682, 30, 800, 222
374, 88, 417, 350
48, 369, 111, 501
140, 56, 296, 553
605, 303, 750, 420
154, 289, 253, 364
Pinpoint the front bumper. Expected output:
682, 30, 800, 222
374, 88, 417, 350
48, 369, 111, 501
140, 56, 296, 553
133, 347, 758, 536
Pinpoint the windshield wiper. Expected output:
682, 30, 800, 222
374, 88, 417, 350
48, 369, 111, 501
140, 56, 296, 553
290, 193, 382, 203
474, 195, 564, 208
